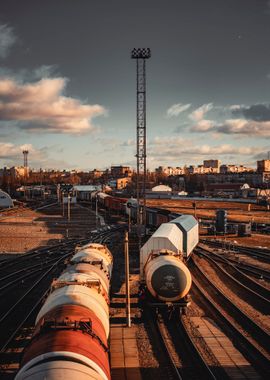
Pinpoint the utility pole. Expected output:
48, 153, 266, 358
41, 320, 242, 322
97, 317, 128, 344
67, 193, 71, 221
22, 150, 29, 199
124, 231, 131, 327
62, 192, 65, 217
96, 196, 98, 227
131, 48, 151, 240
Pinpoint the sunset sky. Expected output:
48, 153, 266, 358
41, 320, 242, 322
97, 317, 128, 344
0, 0, 270, 170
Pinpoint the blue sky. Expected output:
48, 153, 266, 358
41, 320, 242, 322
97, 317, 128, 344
0, 0, 270, 170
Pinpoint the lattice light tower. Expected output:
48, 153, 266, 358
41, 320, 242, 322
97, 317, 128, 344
22, 150, 29, 169
131, 48, 151, 226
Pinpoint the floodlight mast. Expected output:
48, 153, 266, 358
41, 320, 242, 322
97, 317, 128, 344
131, 48, 151, 230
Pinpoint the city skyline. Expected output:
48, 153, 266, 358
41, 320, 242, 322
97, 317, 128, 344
0, 0, 270, 170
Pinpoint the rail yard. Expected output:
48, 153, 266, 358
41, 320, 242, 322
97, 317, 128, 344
0, 197, 269, 380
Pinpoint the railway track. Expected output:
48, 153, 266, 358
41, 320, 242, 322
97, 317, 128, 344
201, 239, 270, 262
189, 258, 270, 376
194, 246, 270, 313
0, 225, 123, 377
197, 244, 270, 300
199, 242, 270, 282
144, 307, 218, 380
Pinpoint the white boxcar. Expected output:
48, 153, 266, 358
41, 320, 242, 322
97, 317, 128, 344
170, 215, 199, 258
140, 223, 183, 280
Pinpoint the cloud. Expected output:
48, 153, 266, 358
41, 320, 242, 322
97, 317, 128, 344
0, 64, 58, 83
0, 24, 17, 59
232, 104, 270, 121
166, 103, 191, 117
189, 103, 270, 137
192, 118, 270, 137
189, 103, 213, 121
191, 119, 215, 132
0, 77, 107, 134
146, 136, 266, 167
0, 142, 46, 161
216, 119, 270, 137
0, 142, 74, 169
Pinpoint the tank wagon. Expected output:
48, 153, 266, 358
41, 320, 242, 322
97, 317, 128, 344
15, 243, 113, 380
140, 215, 198, 312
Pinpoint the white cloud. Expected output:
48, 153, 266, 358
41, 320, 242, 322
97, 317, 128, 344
147, 136, 265, 166
0, 77, 107, 134
0, 24, 17, 59
191, 119, 214, 132
0, 142, 74, 169
0, 142, 46, 161
216, 119, 270, 137
189, 103, 213, 121
166, 103, 191, 117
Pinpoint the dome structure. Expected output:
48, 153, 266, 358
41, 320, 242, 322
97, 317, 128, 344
151, 185, 172, 192
0, 189, 13, 208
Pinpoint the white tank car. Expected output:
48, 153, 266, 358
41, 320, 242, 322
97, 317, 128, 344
16, 243, 112, 380
140, 215, 198, 302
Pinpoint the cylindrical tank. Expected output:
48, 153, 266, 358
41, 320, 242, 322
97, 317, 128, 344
35, 304, 107, 345
17, 334, 110, 380
16, 361, 106, 380
216, 209, 227, 234
20, 305, 110, 380
16, 242, 112, 380
36, 284, 110, 338
145, 251, 192, 302
62, 265, 110, 295
72, 247, 113, 277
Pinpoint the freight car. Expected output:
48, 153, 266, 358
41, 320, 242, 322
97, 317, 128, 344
15, 242, 113, 380
140, 215, 198, 313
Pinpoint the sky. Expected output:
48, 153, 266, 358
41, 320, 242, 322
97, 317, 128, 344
0, 0, 270, 171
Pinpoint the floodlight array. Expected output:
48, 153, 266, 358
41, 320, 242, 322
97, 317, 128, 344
131, 48, 151, 59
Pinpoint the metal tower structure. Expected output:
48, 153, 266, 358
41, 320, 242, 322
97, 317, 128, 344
131, 48, 151, 227
23, 150, 29, 168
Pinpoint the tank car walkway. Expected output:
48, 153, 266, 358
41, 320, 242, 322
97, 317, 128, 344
191, 316, 260, 379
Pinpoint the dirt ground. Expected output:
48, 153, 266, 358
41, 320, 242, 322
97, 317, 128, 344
0, 203, 97, 254
146, 199, 269, 223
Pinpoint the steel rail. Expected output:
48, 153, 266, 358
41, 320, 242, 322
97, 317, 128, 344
190, 258, 270, 354
0, 251, 72, 325
178, 316, 217, 380
195, 247, 270, 312
191, 277, 270, 377
201, 239, 270, 261
156, 314, 183, 380
197, 244, 270, 298
198, 243, 270, 281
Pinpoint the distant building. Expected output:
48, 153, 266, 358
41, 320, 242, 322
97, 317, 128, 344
111, 165, 132, 178
257, 160, 270, 173
146, 184, 172, 199
203, 159, 221, 173
72, 185, 101, 201
108, 177, 131, 190
90, 169, 103, 179
155, 166, 184, 176
220, 164, 254, 174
